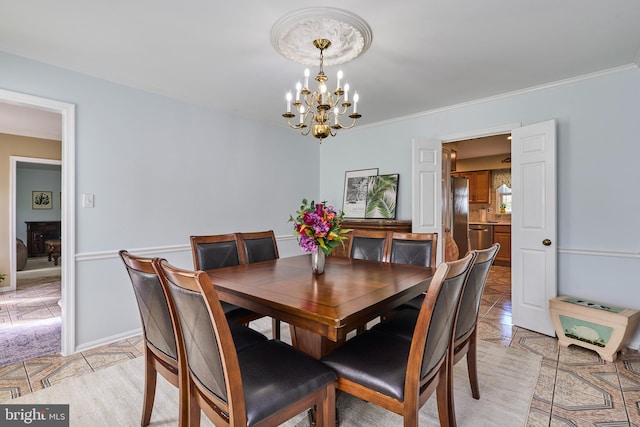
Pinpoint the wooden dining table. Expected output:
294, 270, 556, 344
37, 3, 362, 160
207, 254, 434, 359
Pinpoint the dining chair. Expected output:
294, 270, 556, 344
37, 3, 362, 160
236, 230, 281, 339
347, 229, 391, 261
119, 250, 181, 427
155, 259, 337, 427
450, 243, 500, 403
236, 230, 279, 264
387, 232, 438, 267
346, 229, 393, 333
388, 232, 438, 311
321, 252, 476, 427
369, 244, 500, 424
189, 234, 266, 326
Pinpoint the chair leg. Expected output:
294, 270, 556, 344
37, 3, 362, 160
437, 354, 456, 427
272, 318, 281, 340
403, 408, 419, 427
466, 329, 480, 399
178, 363, 189, 427
141, 353, 157, 427
188, 380, 201, 427
316, 383, 336, 427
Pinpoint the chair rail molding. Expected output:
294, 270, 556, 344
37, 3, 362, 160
558, 247, 640, 259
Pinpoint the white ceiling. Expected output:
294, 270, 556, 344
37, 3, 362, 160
0, 102, 61, 140
1, 1, 639, 137
445, 134, 512, 159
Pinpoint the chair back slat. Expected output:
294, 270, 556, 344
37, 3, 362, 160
190, 234, 241, 271
388, 232, 438, 267
237, 230, 279, 264
348, 230, 390, 261
455, 243, 500, 340
412, 252, 475, 381
165, 276, 228, 402
119, 251, 177, 361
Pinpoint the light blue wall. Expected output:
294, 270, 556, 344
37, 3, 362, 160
16, 166, 62, 244
1, 51, 319, 348
3, 47, 640, 349
320, 66, 640, 346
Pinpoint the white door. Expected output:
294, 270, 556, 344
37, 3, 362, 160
511, 120, 557, 336
412, 139, 442, 263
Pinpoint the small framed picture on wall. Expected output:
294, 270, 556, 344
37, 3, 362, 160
32, 191, 53, 209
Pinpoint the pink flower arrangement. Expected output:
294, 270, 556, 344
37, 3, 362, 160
289, 199, 350, 255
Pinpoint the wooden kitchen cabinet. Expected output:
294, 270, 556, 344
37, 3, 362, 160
493, 225, 511, 266
452, 170, 490, 204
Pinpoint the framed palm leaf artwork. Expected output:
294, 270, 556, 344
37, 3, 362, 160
365, 174, 398, 219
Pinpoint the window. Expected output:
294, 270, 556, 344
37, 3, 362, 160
496, 184, 512, 213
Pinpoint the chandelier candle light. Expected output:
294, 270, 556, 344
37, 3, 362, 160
282, 39, 361, 142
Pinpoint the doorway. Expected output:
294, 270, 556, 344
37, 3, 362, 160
442, 133, 512, 264
1, 89, 76, 356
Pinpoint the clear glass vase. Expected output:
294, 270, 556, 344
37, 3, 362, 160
311, 250, 325, 275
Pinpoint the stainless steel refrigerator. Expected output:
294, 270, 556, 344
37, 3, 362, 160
451, 176, 469, 256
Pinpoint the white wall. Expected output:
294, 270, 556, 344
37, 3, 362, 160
320, 66, 640, 347
0, 51, 317, 348
16, 166, 62, 244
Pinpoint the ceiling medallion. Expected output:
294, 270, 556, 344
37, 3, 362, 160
270, 8, 372, 66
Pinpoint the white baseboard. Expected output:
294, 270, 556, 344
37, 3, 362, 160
74, 327, 142, 354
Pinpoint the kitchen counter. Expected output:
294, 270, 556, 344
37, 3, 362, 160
469, 221, 511, 225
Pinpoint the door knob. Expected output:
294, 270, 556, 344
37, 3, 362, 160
542, 239, 552, 246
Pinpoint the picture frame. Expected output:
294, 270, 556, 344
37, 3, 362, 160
365, 174, 399, 219
342, 168, 378, 218
32, 191, 53, 209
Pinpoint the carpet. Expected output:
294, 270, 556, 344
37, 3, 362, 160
8, 337, 541, 426
0, 317, 61, 368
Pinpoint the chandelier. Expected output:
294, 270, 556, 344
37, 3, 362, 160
282, 38, 361, 142
271, 7, 371, 143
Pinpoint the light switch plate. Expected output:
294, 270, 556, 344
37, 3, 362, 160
82, 193, 95, 208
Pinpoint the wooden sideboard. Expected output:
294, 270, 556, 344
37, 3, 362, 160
331, 219, 412, 258
25, 221, 61, 257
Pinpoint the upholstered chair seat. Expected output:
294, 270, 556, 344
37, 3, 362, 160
322, 331, 412, 401
236, 340, 336, 426
370, 307, 420, 341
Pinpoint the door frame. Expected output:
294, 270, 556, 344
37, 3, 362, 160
10, 155, 62, 291
1, 88, 76, 356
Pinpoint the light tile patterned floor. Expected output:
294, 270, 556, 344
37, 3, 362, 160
2, 266, 640, 425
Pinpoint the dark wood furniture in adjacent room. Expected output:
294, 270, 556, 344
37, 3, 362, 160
45, 239, 62, 265
25, 221, 61, 257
